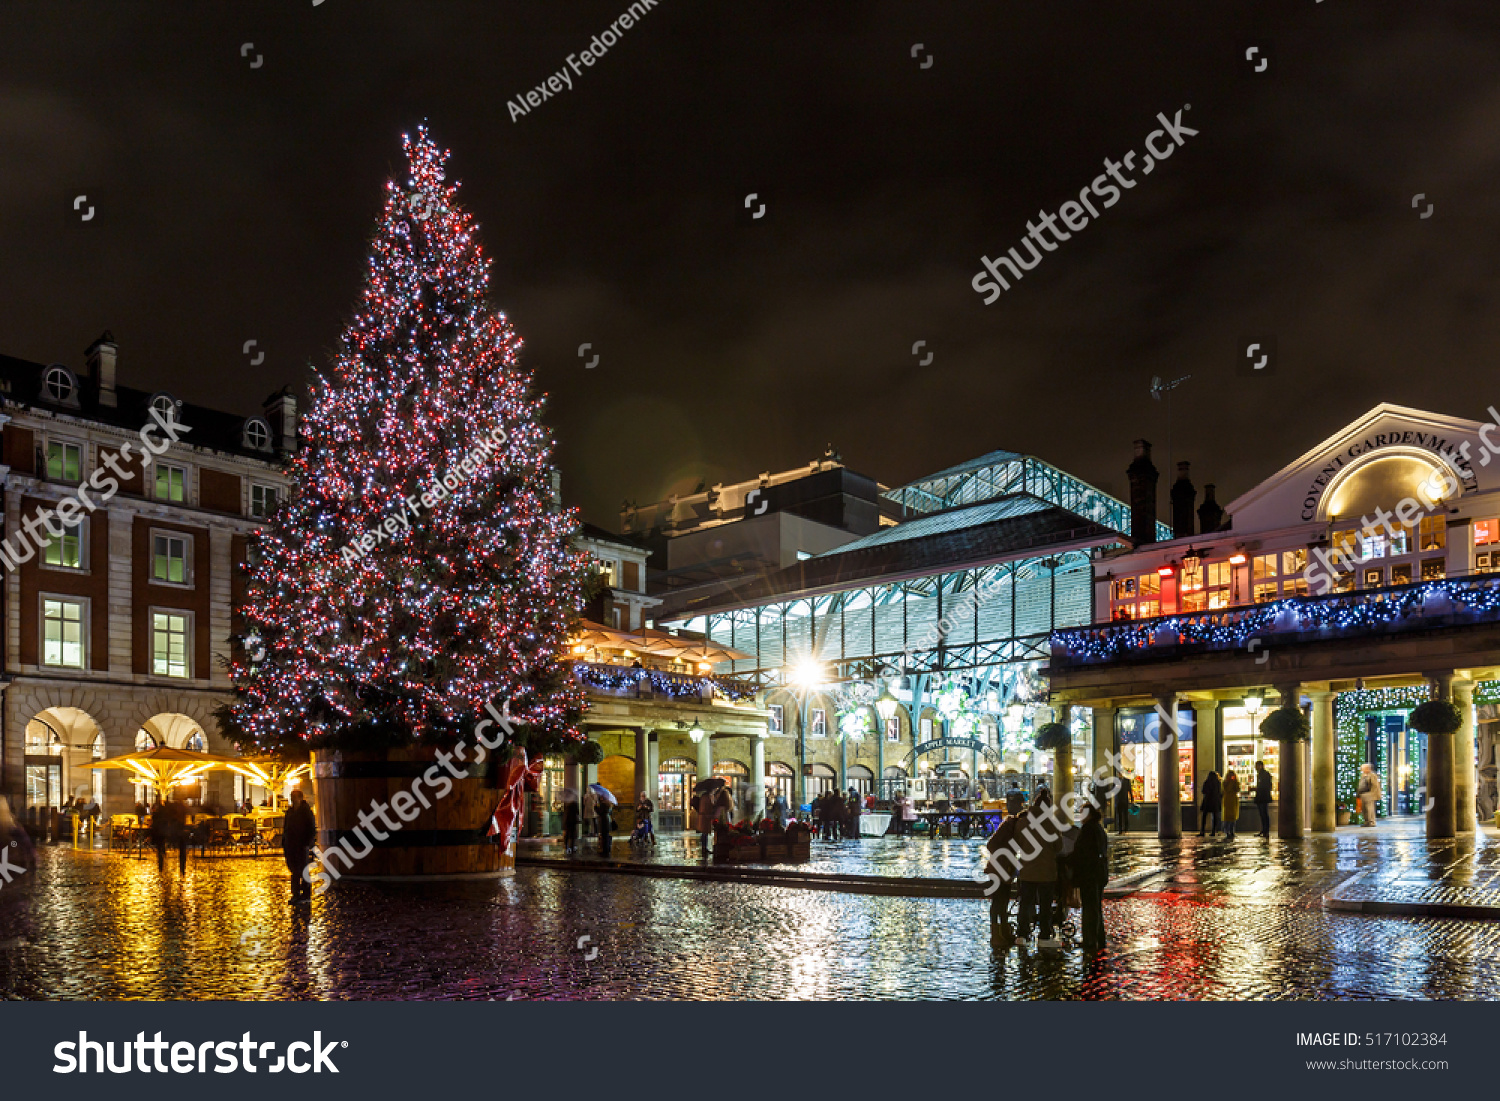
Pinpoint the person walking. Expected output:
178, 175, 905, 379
561, 789, 580, 854
596, 795, 614, 857
1253, 761, 1274, 838
1197, 770, 1222, 837
846, 789, 862, 840
1357, 763, 1382, 827
983, 792, 1027, 936
1072, 801, 1110, 953
1222, 769, 1242, 840
634, 791, 656, 846
282, 788, 317, 902
151, 796, 189, 875
771, 791, 790, 829
1015, 792, 1062, 945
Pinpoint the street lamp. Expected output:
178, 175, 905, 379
1244, 692, 1264, 717
876, 688, 899, 726
688, 724, 705, 744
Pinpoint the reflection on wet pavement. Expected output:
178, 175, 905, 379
3, 820, 1499, 1001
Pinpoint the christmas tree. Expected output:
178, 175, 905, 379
228, 127, 590, 760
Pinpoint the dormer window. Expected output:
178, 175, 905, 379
43, 365, 77, 405
242, 417, 273, 452
150, 393, 182, 425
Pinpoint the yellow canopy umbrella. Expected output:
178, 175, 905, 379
91, 745, 240, 802
223, 758, 311, 812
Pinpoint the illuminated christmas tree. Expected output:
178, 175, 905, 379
228, 127, 590, 759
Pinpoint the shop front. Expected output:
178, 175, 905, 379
1115, 707, 1195, 833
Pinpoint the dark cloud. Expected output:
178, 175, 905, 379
3, 1, 1500, 526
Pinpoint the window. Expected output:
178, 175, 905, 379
885, 716, 901, 742
810, 708, 827, 738
243, 418, 272, 451
1331, 529, 1357, 569
767, 704, 783, 735
1421, 558, 1446, 581
44, 366, 75, 403
1111, 572, 1161, 619
1205, 561, 1232, 609
152, 533, 189, 584
765, 762, 794, 806
1282, 549, 1307, 575
1420, 515, 1446, 552
250, 484, 279, 518
1391, 562, 1413, 585
46, 440, 82, 482
1359, 531, 1388, 560
598, 559, 617, 587
43, 523, 84, 570
152, 611, 190, 677
1362, 567, 1384, 588
155, 464, 187, 502
1475, 519, 1499, 546
1254, 581, 1278, 604
1253, 554, 1278, 581
42, 597, 85, 668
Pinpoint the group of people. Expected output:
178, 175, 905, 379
1196, 760, 1275, 839
983, 789, 1110, 951
560, 787, 622, 856
695, 784, 737, 855
811, 788, 864, 841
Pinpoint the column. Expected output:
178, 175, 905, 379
751, 734, 766, 821
1091, 706, 1116, 780
876, 725, 885, 798
839, 731, 848, 793
1055, 703, 1074, 812
696, 733, 713, 789
1191, 700, 1217, 833
1276, 684, 1306, 840
1427, 674, 1457, 840
646, 731, 660, 806
1155, 693, 1180, 839
633, 728, 650, 808
1309, 690, 1336, 833
1455, 680, 1476, 834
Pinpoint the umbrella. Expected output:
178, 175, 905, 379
588, 783, 618, 805
224, 758, 312, 811
693, 777, 727, 795
91, 745, 239, 801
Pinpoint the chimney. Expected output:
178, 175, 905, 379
262, 387, 297, 454
1127, 439, 1159, 545
85, 331, 118, 407
1198, 483, 1224, 534
1171, 461, 1196, 538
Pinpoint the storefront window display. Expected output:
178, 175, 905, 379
1222, 705, 1279, 800
658, 757, 697, 816
765, 762, 794, 807
1117, 708, 1195, 804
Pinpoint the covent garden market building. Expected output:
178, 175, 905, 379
661, 403, 1500, 837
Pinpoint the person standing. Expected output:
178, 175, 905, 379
152, 796, 189, 875
771, 791, 790, 829
1072, 801, 1110, 953
1197, 770, 1222, 837
596, 796, 614, 857
581, 786, 597, 839
1015, 793, 1061, 945
1253, 761, 1274, 838
846, 789, 862, 840
1222, 769, 1241, 840
282, 788, 317, 902
901, 790, 918, 836
634, 791, 655, 846
983, 792, 1027, 935
561, 789, 580, 855
697, 787, 717, 856
1113, 770, 1134, 834
1357, 763, 1382, 827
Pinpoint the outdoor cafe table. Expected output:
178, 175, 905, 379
860, 812, 892, 837
916, 807, 1005, 839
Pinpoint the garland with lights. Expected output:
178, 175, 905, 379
570, 663, 759, 702
223, 128, 591, 759
1056, 577, 1500, 663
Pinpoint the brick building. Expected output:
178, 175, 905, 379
0, 333, 295, 817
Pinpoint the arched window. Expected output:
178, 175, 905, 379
764, 762, 794, 805
44, 365, 76, 403
847, 764, 875, 797
24, 726, 62, 755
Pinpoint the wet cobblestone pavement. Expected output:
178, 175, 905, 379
5, 821, 1500, 1001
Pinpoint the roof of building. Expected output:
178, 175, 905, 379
0, 347, 287, 463
656, 493, 1122, 619
576, 521, 651, 553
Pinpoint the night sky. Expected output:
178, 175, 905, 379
4, 1, 1500, 528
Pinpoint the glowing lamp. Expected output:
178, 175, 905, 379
1157, 565, 1175, 577
1229, 553, 1247, 565
688, 724, 705, 744
1244, 692, 1264, 716
875, 689, 899, 724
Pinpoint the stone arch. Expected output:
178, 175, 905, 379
126, 693, 234, 754
23, 704, 106, 805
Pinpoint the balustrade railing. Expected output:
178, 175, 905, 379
1052, 574, 1500, 666
570, 661, 760, 703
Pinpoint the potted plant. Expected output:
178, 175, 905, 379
222, 131, 592, 881
1407, 700, 1462, 735
1034, 721, 1073, 803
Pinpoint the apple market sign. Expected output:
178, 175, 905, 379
1299, 431, 1478, 522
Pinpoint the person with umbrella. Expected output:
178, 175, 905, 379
589, 784, 617, 857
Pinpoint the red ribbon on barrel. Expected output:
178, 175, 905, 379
488, 748, 544, 845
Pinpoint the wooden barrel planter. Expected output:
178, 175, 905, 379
309, 746, 512, 880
